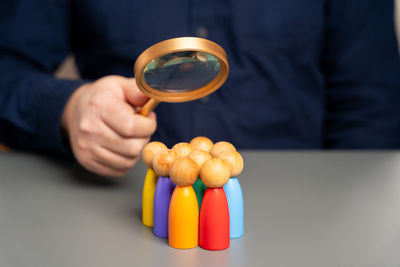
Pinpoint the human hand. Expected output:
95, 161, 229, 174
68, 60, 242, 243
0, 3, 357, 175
61, 75, 157, 177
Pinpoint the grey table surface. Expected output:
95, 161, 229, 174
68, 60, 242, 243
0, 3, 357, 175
1, 151, 400, 267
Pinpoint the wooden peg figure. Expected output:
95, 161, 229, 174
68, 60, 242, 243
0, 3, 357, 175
172, 142, 192, 158
152, 149, 177, 238
210, 141, 236, 158
190, 136, 213, 153
218, 151, 244, 238
168, 157, 200, 249
188, 150, 212, 210
141, 142, 168, 227
199, 158, 231, 251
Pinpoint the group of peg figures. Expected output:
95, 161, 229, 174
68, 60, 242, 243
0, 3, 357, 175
141, 137, 244, 251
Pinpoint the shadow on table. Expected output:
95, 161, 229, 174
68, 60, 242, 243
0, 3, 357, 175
37, 153, 124, 188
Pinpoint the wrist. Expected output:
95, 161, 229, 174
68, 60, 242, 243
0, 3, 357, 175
61, 82, 90, 137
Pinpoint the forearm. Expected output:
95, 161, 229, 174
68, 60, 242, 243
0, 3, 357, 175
0, 55, 88, 156
0, 0, 89, 155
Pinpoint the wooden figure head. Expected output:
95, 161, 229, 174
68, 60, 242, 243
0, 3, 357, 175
141, 141, 168, 168
169, 157, 199, 186
200, 158, 230, 188
217, 151, 244, 177
172, 142, 192, 158
188, 149, 212, 168
210, 141, 236, 157
190, 136, 213, 152
152, 149, 177, 177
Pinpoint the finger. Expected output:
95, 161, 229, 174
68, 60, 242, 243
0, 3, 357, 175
130, 112, 157, 137
115, 77, 150, 107
100, 132, 150, 158
100, 103, 157, 138
106, 137, 150, 158
92, 145, 139, 171
92, 120, 151, 157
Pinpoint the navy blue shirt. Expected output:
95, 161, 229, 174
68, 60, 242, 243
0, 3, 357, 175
1, 0, 400, 155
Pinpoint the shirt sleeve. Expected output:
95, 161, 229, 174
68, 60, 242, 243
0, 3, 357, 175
0, 0, 87, 156
323, 0, 400, 148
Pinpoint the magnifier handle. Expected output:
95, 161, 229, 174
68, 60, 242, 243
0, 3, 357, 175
139, 98, 160, 116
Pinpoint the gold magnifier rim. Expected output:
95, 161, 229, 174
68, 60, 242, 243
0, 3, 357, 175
134, 37, 229, 103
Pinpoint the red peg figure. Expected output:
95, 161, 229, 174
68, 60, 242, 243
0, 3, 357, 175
141, 142, 168, 227
168, 157, 200, 249
188, 150, 212, 210
190, 136, 213, 153
218, 151, 244, 239
199, 158, 231, 251
152, 149, 177, 238
210, 141, 236, 158
172, 142, 192, 158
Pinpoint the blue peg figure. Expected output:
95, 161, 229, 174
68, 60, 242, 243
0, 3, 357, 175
218, 150, 244, 239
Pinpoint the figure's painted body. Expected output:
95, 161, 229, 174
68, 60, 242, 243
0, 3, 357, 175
192, 178, 207, 210
199, 188, 230, 250
223, 177, 244, 238
153, 176, 175, 238
168, 186, 199, 249
142, 168, 158, 227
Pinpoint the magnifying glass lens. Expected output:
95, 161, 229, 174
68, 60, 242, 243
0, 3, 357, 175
144, 51, 220, 93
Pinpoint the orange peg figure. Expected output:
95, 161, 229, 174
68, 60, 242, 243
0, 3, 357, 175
188, 149, 212, 210
210, 141, 236, 158
190, 136, 213, 153
199, 158, 231, 251
168, 157, 200, 249
141, 142, 168, 227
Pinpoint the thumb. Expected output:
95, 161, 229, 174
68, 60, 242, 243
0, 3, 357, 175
116, 77, 150, 107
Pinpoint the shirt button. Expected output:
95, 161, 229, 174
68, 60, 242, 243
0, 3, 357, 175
196, 27, 209, 38
200, 95, 210, 103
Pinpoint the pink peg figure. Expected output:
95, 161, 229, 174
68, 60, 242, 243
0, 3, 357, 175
152, 149, 177, 238
188, 149, 212, 210
199, 158, 231, 251
168, 157, 200, 249
217, 151, 244, 238
141, 142, 168, 227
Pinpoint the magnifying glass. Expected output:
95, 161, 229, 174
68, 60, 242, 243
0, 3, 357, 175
134, 37, 229, 116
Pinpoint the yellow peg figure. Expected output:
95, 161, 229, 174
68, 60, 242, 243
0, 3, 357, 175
168, 157, 200, 249
141, 142, 168, 227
